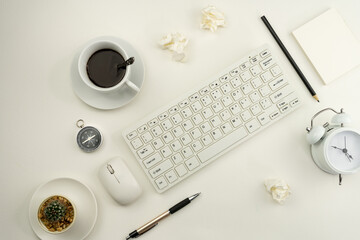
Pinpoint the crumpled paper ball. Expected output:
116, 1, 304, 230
200, 5, 226, 32
264, 179, 291, 204
158, 32, 189, 62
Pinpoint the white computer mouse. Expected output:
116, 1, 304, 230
99, 157, 142, 205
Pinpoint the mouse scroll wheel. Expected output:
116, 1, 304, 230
107, 164, 115, 174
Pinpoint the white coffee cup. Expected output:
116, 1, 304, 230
78, 39, 140, 93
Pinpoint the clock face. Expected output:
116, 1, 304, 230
326, 130, 360, 172
77, 126, 102, 152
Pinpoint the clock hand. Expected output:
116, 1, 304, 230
345, 153, 352, 162
344, 136, 347, 149
331, 146, 343, 151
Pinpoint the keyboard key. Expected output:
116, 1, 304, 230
148, 119, 159, 127
192, 114, 204, 125
240, 71, 252, 82
230, 67, 240, 76
181, 107, 193, 118
270, 85, 292, 103
221, 96, 233, 107
199, 86, 210, 95
260, 49, 270, 58
210, 89, 222, 100
220, 123, 232, 134
241, 83, 253, 95
250, 55, 260, 64
240, 110, 252, 122
210, 129, 223, 140
210, 116, 222, 127
202, 108, 214, 119
210, 80, 220, 89
220, 110, 231, 121
149, 160, 173, 178
170, 140, 182, 152
220, 83, 232, 94
189, 93, 200, 101
249, 91, 261, 102
160, 146, 172, 158
261, 71, 273, 82
185, 157, 200, 171
200, 122, 212, 133
165, 170, 178, 183
190, 128, 202, 139
131, 138, 143, 149
269, 77, 287, 91
175, 164, 188, 177
251, 77, 263, 88
179, 99, 190, 108
250, 104, 262, 115
127, 131, 137, 140
201, 134, 213, 146
245, 119, 261, 133
270, 65, 282, 76
158, 112, 169, 121
161, 120, 173, 131
143, 153, 162, 168
152, 138, 164, 150
182, 147, 194, 158
180, 134, 192, 145
239, 61, 251, 70
219, 74, 230, 82
155, 177, 168, 189
171, 113, 183, 125
257, 112, 270, 125
259, 85, 271, 96
172, 126, 184, 138
191, 101, 203, 112
290, 98, 300, 107
269, 111, 280, 120
260, 56, 275, 69
239, 97, 251, 108
230, 117, 242, 128
250, 65, 262, 76
260, 98, 272, 109
231, 89, 243, 101
172, 153, 184, 164
137, 145, 154, 159
230, 77, 242, 88
191, 141, 203, 152
280, 104, 290, 113
211, 102, 223, 113
169, 105, 180, 115
200, 95, 213, 106
198, 127, 248, 162
229, 103, 241, 115
138, 125, 148, 133
141, 132, 153, 143
162, 132, 174, 144
151, 126, 163, 137
182, 120, 194, 131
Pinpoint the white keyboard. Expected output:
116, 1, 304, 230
123, 44, 300, 193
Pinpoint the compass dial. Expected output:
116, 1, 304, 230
77, 126, 102, 152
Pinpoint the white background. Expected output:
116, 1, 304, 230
1, 0, 360, 239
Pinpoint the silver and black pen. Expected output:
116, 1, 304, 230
126, 193, 201, 239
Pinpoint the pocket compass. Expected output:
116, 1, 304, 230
76, 119, 102, 152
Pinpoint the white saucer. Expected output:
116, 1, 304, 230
72, 36, 145, 110
29, 178, 98, 240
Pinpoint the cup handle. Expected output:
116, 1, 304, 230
126, 80, 140, 92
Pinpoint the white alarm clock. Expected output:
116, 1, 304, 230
306, 108, 360, 183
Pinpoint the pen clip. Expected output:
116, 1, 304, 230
138, 223, 158, 237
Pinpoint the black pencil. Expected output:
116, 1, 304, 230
261, 15, 319, 102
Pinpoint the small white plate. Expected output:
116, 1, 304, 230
72, 36, 145, 110
29, 178, 98, 240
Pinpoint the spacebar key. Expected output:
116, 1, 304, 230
198, 127, 248, 163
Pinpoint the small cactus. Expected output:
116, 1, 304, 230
44, 200, 66, 222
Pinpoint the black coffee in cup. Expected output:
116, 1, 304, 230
86, 49, 126, 88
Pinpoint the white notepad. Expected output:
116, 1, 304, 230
293, 8, 360, 84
